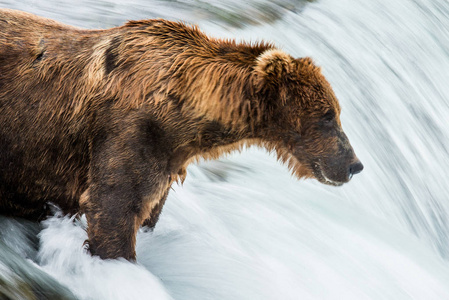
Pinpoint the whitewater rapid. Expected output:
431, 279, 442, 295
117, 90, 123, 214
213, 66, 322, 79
1, 0, 449, 299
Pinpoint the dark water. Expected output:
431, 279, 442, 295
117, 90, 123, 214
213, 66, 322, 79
1, 0, 449, 299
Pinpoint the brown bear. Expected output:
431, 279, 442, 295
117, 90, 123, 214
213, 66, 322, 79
0, 9, 363, 260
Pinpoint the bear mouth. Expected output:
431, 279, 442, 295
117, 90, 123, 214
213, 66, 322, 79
312, 162, 347, 187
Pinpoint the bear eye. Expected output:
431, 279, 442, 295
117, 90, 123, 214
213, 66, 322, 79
322, 111, 335, 125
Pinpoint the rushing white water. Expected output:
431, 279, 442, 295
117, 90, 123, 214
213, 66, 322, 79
1, 0, 449, 299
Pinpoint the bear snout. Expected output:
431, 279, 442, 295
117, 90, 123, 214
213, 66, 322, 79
314, 154, 363, 186
348, 160, 364, 179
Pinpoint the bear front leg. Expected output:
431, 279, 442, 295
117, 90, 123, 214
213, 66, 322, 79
85, 202, 140, 260
84, 121, 171, 260
141, 188, 169, 230
85, 158, 169, 260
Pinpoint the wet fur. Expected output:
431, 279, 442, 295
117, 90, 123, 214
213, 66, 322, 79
0, 9, 355, 260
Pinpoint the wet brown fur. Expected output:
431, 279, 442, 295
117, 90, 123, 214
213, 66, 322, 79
0, 9, 360, 260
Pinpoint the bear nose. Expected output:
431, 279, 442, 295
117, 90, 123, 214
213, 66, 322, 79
348, 161, 364, 178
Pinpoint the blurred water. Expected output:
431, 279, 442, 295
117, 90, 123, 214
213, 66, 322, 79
1, 0, 449, 299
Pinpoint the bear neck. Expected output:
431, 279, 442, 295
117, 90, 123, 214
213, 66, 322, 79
104, 25, 273, 134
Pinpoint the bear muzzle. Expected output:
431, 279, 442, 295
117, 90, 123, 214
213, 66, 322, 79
348, 160, 364, 179
315, 157, 364, 186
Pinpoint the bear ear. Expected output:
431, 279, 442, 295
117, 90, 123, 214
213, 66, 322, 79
254, 49, 294, 87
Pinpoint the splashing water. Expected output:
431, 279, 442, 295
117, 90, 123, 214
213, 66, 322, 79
1, 0, 449, 299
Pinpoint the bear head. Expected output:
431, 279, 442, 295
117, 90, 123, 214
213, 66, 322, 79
254, 49, 363, 186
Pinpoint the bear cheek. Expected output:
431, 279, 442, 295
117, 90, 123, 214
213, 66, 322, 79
296, 136, 337, 179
